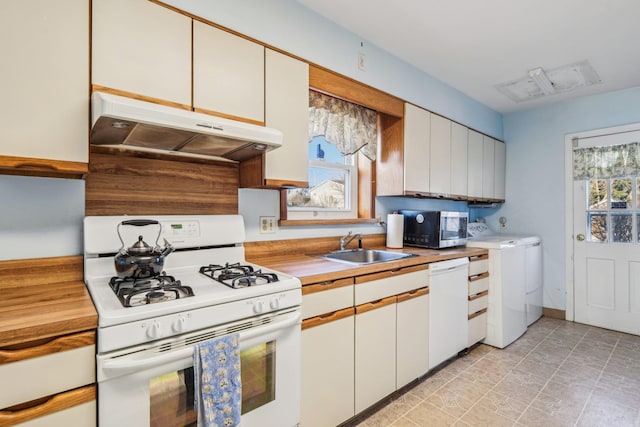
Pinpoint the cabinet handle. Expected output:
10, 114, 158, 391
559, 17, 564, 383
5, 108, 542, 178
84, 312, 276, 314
302, 307, 354, 330
355, 296, 396, 314
0, 385, 95, 426
468, 272, 489, 281
468, 290, 489, 301
397, 287, 429, 303
468, 308, 488, 320
0, 331, 95, 365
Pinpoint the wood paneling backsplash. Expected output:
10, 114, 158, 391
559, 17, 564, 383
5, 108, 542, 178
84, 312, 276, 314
86, 147, 239, 215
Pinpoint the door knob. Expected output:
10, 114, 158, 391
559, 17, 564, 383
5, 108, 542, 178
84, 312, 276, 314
576, 234, 585, 241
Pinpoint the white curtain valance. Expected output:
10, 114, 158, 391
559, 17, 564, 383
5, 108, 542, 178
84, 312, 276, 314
573, 141, 640, 180
308, 90, 378, 161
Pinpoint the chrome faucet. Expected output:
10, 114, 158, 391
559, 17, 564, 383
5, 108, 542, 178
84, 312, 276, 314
340, 231, 363, 251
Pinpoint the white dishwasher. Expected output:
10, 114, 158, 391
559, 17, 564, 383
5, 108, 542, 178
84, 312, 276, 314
428, 257, 469, 369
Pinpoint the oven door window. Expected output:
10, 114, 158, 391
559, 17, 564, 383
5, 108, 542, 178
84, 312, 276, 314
241, 340, 276, 414
150, 369, 196, 427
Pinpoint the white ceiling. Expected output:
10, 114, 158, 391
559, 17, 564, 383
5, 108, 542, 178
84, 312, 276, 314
296, 0, 640, 114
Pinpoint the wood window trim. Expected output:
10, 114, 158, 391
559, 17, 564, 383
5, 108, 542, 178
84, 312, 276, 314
280, 66, 404, 226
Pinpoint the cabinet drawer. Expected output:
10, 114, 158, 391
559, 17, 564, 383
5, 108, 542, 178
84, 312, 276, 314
302, 278, 354, 319
0, 386, 96, 427
468, 258, 489, 276
468, 291, 489, 315
468, 274, 489, 295
468, 311, 487, 347
355, 266, 428, 305
0, 334, 95, 409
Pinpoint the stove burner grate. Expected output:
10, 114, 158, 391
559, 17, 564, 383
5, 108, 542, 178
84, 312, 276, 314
109, 273, 194, 307
200, 262, 279, 289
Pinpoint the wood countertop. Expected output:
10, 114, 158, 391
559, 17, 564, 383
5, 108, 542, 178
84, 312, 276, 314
0, 256, 97, 347
247, 241, 488, 285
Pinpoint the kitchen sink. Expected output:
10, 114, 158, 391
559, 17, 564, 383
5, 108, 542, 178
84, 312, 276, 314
321, 249, 417, 265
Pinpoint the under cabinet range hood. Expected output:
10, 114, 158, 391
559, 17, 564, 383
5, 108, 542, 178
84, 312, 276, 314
90, 92, 283, 162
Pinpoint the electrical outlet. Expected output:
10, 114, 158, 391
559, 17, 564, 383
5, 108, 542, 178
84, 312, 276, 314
259, 216, 276, 233
357, 52, 366, 71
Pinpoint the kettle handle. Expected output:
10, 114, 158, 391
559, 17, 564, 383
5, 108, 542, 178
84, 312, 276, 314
117, 219, 162, 251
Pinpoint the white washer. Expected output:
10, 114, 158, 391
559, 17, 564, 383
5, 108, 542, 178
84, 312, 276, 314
466, 223, 542, 348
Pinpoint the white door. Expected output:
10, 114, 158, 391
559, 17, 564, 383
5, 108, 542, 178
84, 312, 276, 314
572, 131, 640, 334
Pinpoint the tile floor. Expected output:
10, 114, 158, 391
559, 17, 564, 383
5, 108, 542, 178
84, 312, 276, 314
355, 317, 640, 427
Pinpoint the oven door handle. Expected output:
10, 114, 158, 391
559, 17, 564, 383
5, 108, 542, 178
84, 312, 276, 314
101, 311, 301, 375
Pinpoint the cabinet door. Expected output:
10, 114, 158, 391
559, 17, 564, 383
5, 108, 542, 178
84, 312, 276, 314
355, 298, 396, 413
494, 140, 506, 200
1, 0, 88, 163
429, 115, 452, 195
92, 0, 191, 107
301, 311, 355, 427
482, 136, 496, 199
451, 122, 468, 197
396, 290, 429, 388
467, 130, 484, 198
403, 103, 431, 194
194, 22, 264, 123
264, 49, 309, 187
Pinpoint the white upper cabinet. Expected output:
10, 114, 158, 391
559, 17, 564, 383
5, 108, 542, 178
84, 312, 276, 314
450, 122, 468, 197
494, 140, 506, 200
92, 0, 191, 107
264, 49, 309, 186
429, 115, 452, 195
1, 0, 89, 164
467, 130, 484, 199
193, 22, 264, 123
403, 103, 431, 194
482, 136, 496, 199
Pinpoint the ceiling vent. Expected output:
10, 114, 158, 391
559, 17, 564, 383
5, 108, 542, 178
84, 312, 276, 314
495, 60, 602, 103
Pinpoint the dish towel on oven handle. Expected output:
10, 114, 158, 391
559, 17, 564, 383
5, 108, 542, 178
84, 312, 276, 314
194, 334, 242, 427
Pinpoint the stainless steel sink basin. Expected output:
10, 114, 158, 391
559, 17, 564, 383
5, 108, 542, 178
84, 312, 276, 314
321, 249, 417, 265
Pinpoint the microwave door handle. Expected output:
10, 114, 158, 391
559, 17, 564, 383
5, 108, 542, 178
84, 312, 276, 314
101, 311, 301, 375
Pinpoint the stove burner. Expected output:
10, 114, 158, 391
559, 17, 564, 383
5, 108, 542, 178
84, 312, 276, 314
200, 262, 279, 289
109, 273, 194, 307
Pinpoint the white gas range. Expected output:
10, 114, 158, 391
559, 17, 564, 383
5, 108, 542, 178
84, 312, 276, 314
84, 214, 302, 427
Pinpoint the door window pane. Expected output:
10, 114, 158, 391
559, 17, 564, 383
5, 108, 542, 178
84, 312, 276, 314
588, 213, 608, 242
612, 214, 633, 242
588, 179, 608, 209
611, 178, 632, 209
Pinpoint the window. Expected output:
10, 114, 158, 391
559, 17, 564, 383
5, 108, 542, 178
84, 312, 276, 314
586, 177, 638, 243
285, 90, 377, 221
287, 136, 357, 219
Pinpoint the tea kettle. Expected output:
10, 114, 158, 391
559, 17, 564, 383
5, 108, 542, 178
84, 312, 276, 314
114, 219, 174, 279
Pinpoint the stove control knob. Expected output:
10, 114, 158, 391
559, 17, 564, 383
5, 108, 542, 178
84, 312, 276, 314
253, 300, 265, 314
269, 298, 280, 310
172, 316, 186, 333
146, 320, 161, 339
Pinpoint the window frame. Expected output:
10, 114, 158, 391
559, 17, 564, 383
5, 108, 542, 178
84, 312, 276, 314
278, 65, 405, 226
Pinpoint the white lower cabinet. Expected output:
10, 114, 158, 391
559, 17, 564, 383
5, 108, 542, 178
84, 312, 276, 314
301, 309, 355, 427
396, 288, 429, 388
301, 264, 431, 424
355, 296, 397, 413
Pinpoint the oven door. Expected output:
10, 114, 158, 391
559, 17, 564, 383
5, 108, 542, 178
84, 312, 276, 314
97, 308, 301, 427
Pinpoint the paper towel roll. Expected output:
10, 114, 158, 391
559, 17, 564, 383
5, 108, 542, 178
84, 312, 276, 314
386, 213, 404, 248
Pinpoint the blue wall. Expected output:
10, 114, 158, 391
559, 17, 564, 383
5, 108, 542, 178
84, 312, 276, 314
482, 86, 640, 310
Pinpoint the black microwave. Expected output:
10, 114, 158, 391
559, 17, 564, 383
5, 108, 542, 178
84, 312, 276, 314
399, 210, 468, 249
